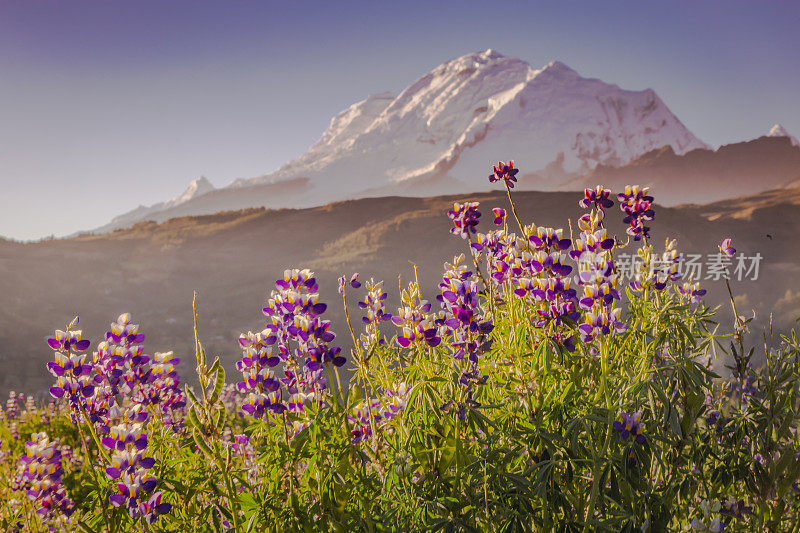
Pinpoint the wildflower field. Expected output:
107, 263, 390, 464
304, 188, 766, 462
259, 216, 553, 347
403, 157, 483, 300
2, 162, 800, 532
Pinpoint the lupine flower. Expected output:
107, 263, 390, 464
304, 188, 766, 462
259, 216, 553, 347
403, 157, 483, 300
93, 313, 151, 401
575, 252, 619, 310
236, 336, 285, 416
528, 227, 571, 253
392, 298, 443, 349
5, 391, 19, 421
448, 202, 482, 239
471, 230, 518, 284
338, 273, 361, 294
239, 269, 342, 431
145, 351, 186, 429
652, 244, 682, 290
578, 306, 625, 343
137, 492, 172, 525
677, 282, 707, 303
488, 160, 519, 188
348, 384, 408, 444
613, 411, 646, 444
436, 257, 493, 388
348, 398, 381, 444
579, 186, 614, 210
691, 500, 725, 532
720, 498, 751, 520
229, 433, 260, 487
492, 207, 506, 225
12, 432, 75, 528
358, 281, 392, 325
46, 325, 91, 352
719, 238, 736, 259
46, 324, 97, 415
569, 229, 615, 261
103, 406, 170, 523
731, 363, 758, 399
91, 313, 186, 434
618, 185, 655, 241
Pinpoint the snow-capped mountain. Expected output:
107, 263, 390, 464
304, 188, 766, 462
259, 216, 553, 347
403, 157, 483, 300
238, 49, 707, 195
767, 124, 800, 147
92, 49, 709, 233
102, 176, 215, 230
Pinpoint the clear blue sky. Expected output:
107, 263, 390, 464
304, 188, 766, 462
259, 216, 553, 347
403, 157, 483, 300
1, 0, 798, 240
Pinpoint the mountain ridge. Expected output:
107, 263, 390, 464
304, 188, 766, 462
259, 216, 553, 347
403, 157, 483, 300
90, 49, 708, 234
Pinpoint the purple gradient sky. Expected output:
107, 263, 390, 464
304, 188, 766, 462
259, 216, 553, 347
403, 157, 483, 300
1, 0, 798, 240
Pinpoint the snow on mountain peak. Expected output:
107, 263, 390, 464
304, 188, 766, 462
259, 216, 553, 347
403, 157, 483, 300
768, 124, 800, 147
538, 60, 577, 77
95, 50, 712, 233
172, 176, 215, 206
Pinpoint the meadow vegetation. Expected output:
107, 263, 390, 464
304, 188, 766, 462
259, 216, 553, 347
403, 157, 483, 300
2, 162, 799, 532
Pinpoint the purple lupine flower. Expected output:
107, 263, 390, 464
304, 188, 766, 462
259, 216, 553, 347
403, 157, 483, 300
617, 185, 655, 241
613, 411, 646, 444
492, 207, 506, 225
144, 351, 185, 430
236, 333, 286, 417
472, 230, 517, 285
579, 186, 614, 210
103, 406, 169, 523
677, 282, 707, 303
392, 298, 443, 349
448, 202, 482, 239
527, 277, 581, 330
720, 498, 751, 520
648, 246, 682, 291
569, 229, 615, 261
137, 492, 172, 525
578, 306, 626, 343
348, 398, 381, 444
347, 383, 408, 445
731, 363, 758, 400
12, 432, 75, 528
45, 324, 96, 415
46, 326, 91, 353
436, 257, 493, 387
241, 269, 342, 430
338, 273, 361, 294
92, 313, 186, 433
488, 160, 520, 188
5, 391, 19, 421
93, 313, 151, 400
719, 238, 736, 259
528, 227, 571, 253
358, 281, 392, 325
574, 252, 619, 310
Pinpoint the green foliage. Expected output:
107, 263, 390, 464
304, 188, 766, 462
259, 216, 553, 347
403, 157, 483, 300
2, 191, 800, 532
